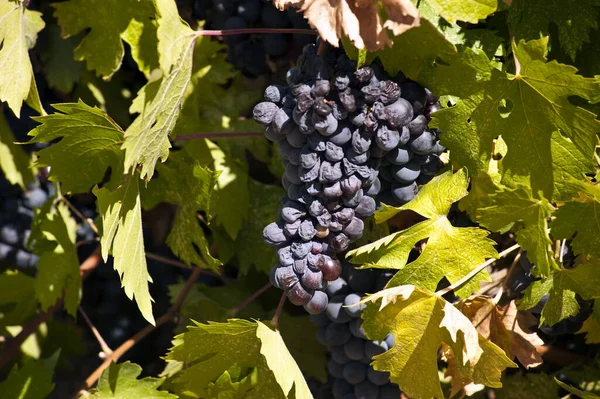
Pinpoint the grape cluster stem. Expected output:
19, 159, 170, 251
191, 28, 319, 37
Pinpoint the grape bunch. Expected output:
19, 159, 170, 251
193, 0, 313, 76
512, 248, 593, 338
0, 174, 51, 274
375, 82, 445, 206
311, 263, 401, 399
254, 43, 444, 313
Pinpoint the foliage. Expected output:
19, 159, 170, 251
0, 0, 599, 397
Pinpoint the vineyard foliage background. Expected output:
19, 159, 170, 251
0, 0, 599, 398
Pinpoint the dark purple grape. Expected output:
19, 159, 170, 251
354, 196, 376, 218
343, 362, 367, 385
304, 290, 329, 314
264, 84, 286, 103
263, 222, 288, 246
330, 232, 350, 252
386, 98, 413, 127
287, 282, 313, 305
253, 102, 279, 124
355, 380, 379, 399
302, 268, 325, 289
320, 257, 343, 281
391, 162, 420, 184
272, 265, 298, 290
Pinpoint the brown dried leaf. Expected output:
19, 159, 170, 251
381, 0, 420, 36
272, 0, 419, 51
458, 297, 544, 369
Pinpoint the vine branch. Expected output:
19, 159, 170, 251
172, 132, 264, 141
192, 28, 318, 37
229, 282, 273, 317
79, 306, 113, 357
76, 266, 204, 396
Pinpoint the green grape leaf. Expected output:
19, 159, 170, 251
552, 181, 600, 260
122, 0, 196, 180
425, 0, 497, 24
85, 361, 176, 398
154, 0, 195, 72
432, 38, 600, 200
464, 175, 558, 276
561, 359, 600, 395
207, 140, 250, 240
0, 0, 45, 116
0, 111, 34, 189
122, 37, 195, 180
29, 101, 125, 194
166, 319, 312, 399
360, 286, 516, 399
579, 315, 600, 344
31, 202, 81, 316
519, 260, 600, 326
348, 169, 498, 297
556, 379, 600, 399
0, 271, 37, 330
143, 149, 221, 269
39, 24, 83, 93
170, 278, 267, 323
278, 313, 328, 382
94, 175, 154, 324
120, 18, 160, 77
495, 373, 559, 399
235, 180, 284, 275
52, 0, 156, 77
376, 18, 457, 80
508, 0, 600, 61
0, 351, 59, 399
204, 369, 258, 399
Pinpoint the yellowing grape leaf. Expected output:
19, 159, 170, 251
94, 175, 154, 324
552, 181, 600, 260
359, 286, 516, 399
273, 0, 419, 51
0, 271, 37, 329
29, 101, 125, 194
52, 0, 156, 77
458, 297, 544, 368
463, 175, 558, 276
426, 0, 497, 24
122, 0, 195, 181
31, 202, 81, 316
432, 38, 600, 200
519, 259, 600, 326
166, 319, 313, 399
348, 169, 498, 297
0, 0, 45, 116
85, 361, 176, 398
0, 351, 59, 399
0, 111, 34, 189
508, 0, 600, 61
579, 316, 600, 344
142, 149, 220, 269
